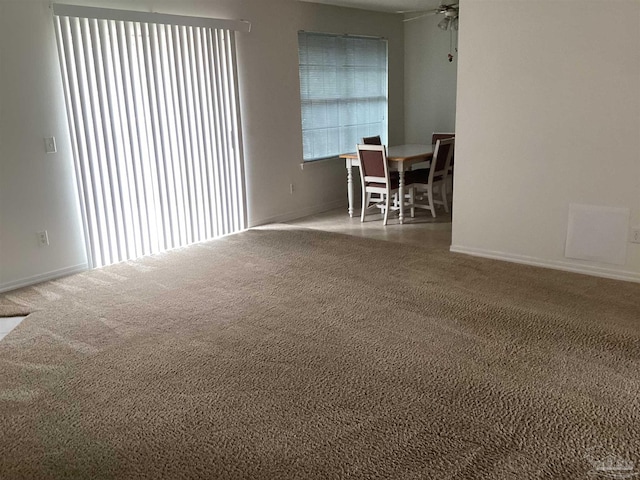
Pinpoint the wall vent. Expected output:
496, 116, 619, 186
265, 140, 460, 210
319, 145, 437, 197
565, 204, 629, 265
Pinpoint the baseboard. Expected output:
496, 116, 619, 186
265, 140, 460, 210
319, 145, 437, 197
0, 263, 89, 294
450, 245, 640, 284
249, 199, 348, 227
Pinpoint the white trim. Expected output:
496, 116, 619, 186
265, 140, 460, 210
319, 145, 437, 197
249, 199, 347, 227
0, 263, 89, 294
450, 245, 640, 284
52, 4, 251, 32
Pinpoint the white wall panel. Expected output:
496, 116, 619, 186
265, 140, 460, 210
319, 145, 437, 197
452, 0, 640, 281
404, 13, 457, 143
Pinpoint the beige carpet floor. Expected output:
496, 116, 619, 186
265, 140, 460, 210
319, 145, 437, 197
0, 226, 639, 479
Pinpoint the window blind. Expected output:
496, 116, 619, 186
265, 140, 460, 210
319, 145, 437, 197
53, 7, 246, 268
297, 32, 388, 161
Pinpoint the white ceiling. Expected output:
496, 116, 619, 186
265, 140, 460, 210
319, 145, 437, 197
298, 0, 445, 14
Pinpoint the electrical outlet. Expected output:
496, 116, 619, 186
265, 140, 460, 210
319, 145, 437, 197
44, 136, 57, 154
631, 228, 640, 244
289, 183, 294, 195
37, 230, 49, 247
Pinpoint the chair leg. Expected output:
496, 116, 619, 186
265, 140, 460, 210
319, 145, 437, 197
361, 191, 369, 222
410, 187, 415, 218
441, 184, 449, 213
383, 192, 391, 226
428, 188, 436, 218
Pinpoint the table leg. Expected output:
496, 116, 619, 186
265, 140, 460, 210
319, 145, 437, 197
347, 165, 354, 218
398, 170, 405, 225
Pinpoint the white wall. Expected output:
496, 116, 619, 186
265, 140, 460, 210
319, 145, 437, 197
0, 1, 88, 291
404, 12, 457, 143
452, 0, 640, 282
0, 0, 404, 291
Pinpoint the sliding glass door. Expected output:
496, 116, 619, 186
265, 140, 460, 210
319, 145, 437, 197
53, 6, 246, 268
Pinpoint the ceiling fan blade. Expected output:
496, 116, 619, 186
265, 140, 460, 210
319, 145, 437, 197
397, 7, 437, 13
402, 9, 439, 22
400, 3, 459, 23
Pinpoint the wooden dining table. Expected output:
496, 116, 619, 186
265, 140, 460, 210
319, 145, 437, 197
340, 144, 434, 225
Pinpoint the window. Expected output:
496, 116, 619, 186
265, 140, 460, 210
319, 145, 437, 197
297, 32, 388, 162
53, 5, 248, 268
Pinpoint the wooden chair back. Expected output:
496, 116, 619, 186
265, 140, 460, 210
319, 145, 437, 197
430, 138, 454, 183
361, 135, 382, 145
431, 132, 455, 144
357, 144, 389, 187
432, 132, 455, 168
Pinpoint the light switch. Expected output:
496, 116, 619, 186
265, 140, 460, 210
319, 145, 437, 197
44, 136, 57, 154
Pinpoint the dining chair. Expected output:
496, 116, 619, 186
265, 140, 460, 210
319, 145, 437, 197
409, 138, 454, 218
432, 132, 455, 199
357, 144, 415, 226
361, 135, 382, 145
407, 132, 454, 175
432, 132, 455, 143
432, 133, 455, 172
360, 135, 399, 207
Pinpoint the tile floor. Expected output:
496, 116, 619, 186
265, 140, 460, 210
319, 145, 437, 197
286, 205, 453, 251
0, 316, 26, 341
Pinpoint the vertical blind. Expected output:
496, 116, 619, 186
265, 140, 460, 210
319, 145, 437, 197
53, 6, 246, 268
298, 32, 388, 161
